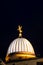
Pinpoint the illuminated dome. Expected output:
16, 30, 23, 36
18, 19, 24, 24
7, 38, 35, 55
5, 38, 36, 62
5, 25, 36, 62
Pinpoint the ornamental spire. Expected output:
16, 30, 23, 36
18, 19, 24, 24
17, 25, 23, 37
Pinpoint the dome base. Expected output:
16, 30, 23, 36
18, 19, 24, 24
5, 52, 36, 62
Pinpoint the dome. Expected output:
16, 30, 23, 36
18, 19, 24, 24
5, 25, 36, 62
5, 38, 36, 62
7, 38, 35, 55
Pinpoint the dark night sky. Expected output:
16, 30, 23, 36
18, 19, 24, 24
0, 1, 43, 61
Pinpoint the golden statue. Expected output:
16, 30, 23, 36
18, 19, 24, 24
17, 25, 22, 37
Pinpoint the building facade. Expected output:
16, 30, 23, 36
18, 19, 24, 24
0, 25, 43, 65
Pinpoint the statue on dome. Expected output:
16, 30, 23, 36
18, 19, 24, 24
17, 25, 23, 37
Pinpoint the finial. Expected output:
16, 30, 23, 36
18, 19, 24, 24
17, 25, 22, 37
